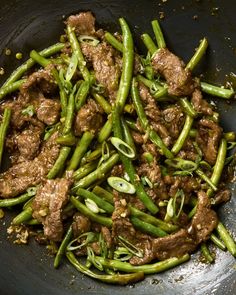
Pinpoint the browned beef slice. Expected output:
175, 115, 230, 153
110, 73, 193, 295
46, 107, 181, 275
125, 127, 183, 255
163, 106, 184, 139
152, 229, 196, 260
32, 178, 71, 241
36, 98, 61, 125
152, 48, 195, 96
20, 67, 57, 97
138, 83, 171, 145
129, 236, 155, 265
101, 226, 113, 248
196, 119, 222, 165
74, 98, 104, 136
81, 42, 122, 102
212, 189, 231, 205
190, 191, 218, 243
191, 88, 213, 115
111, 191, 136, 241
16, 127, 42, 160
66, 12, 96, 36
72, 213, 91, 237
137, 162, 162, 185
0, 132, 60, 198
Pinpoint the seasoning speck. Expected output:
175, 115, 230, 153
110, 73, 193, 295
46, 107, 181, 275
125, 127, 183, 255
193, 15, 199, 20
159, 11, 165, 20
0, 67, 5, 76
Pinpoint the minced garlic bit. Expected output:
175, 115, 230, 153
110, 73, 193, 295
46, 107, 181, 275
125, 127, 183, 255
5, 48, 11, 56
0, 67, 5, 75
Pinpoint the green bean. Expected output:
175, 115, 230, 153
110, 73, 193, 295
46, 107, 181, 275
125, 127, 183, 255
66, 251, 144, 285
136, 74, 167, 99
128, 206, 178, 233
26, 219, 41, 225
131, 77, 173, 159
1, 42, 64, 89
0, 192, 32, 208
67, 131, 94, 171
95, 254, 190, 274
216, 222, 236, 257
121, 117, 137, 157
75, 80, 90, 111
54, 226, 73, 268
92, 186, 114, 204
76, 188, 114, 214
81, 146, 103, 165
73, 153, 119, 189
188, 205, 197, 218
200, 243, 214, 263
73, 161, 98, 181
63, 90, 75, 135
130, 216, 167, 237
151, 20, 166, 49
0, 79, 25, 101
104, 32, 124, 53
201, 82, 234, 99
92, 93, 112, 114
98, 116, 113, 143
0, 108, 11, 166
143, 152, 154, 164
125, 117, 138, 131
12, 206, 33, 225
195, 168, 218, 191
56, 134, 77, 146
116, 18, 134, 111
179, 97, 197, 118
70, 196, 112, 227
47, 147, 71, 179
207, 139, 227, 196
189, 128, 197, 138
67, 25, 90, 81
171, 115, 194, 155
30, 50, 50, 67
141, 33, 158, 55
186, 38, 208, 71
210, 233, 226, 251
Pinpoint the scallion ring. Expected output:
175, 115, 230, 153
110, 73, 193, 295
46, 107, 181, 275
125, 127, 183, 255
110, 137, 135, 159
107, 176, 136, 194
65, 52, 78, 82
78, 35, 100, 46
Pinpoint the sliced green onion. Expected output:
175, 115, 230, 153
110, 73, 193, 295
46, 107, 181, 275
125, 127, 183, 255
118, 236, 143, 258
165, 158, 198, 172
21, 105, 35, 117
141, 176, 153, 188
87, 246, 104, 271
174, 190, 185, 218
107, 176, 136, 194
65, 53, 78, 82
165, 198, 174, 221
227, 142, 236, 150
98, 141, 110, 167
114, 247, 133, 261
173, 171, 193, 177
67, 232, 97, 251
78, 35, 100, 46
110, 137, 135, 159
26, 187, 37, 197
85, 198, 100, 213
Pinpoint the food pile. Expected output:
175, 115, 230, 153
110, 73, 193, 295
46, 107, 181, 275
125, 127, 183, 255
0, 11, 235, 284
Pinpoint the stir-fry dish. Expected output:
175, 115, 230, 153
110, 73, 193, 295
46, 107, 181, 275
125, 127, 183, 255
0, 11, 236, 285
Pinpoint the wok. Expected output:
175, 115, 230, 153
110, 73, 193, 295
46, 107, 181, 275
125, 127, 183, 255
0, 0, 235, 294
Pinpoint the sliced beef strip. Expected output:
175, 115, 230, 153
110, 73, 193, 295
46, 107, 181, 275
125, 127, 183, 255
211, 189, 231, 205
36, 97, 61, 125
32, 178, 71, 242
152, 48, 196, 96
15, 126, 42, 160
66, 11, 96, 36
74, 98, 104, 136
101, 226, 113, 249
138, 83, 171, 145
0, 132, 60, 198
190, 191, 218, 243
152, 228, 196, 260
191, 88, 213, 115
72, 213, 91, 237
163, 106, 184, 139
196, 118, 222, 165
129, 235, 155, 265
20, 66, 57, 97
81, 42, 122, 103
111, 190, 136, 242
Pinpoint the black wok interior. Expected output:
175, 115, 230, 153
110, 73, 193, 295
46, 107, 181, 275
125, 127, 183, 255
0, 0, 235, 294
